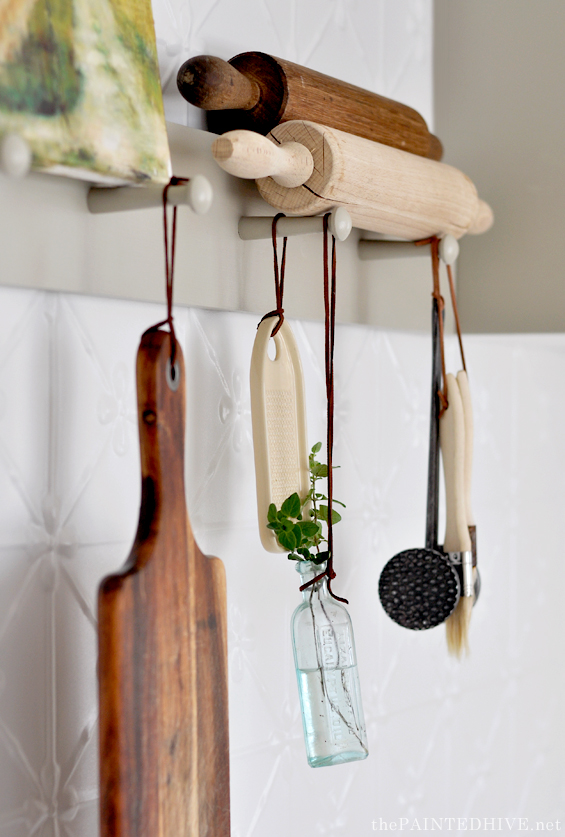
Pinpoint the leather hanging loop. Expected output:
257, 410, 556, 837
300, 213, 349, 605
416, 236, 450, 415
430, 237, 449, 414
416, 234, 467, 389
446, 262, 467, 373
143, 175, 189, 370
258, 213, 288, 336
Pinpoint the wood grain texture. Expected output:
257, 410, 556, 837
98, 330, 230, 837
177, 51, 443, 160
254, 120, 487, 240
177, 55, 260, 111
212, 132, 314, 187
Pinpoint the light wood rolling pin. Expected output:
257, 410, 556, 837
177, 52, 443, 160
212, 121, 494, 240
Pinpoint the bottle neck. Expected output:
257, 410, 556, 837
296, 561, 328, 601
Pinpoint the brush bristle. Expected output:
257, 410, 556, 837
446, 595, 473, 658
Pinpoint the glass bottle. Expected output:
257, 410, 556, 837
292, 561, 369, 767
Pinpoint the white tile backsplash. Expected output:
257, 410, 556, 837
1, 1, 564, 835
0, 284, 564, 835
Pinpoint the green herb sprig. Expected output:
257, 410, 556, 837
267, 442, 345, 563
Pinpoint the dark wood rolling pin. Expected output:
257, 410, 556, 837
98, 330, 230, 837
177, 52, 443, 160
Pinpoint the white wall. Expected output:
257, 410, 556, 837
435, 0, 565, 333
0, 2, 564, 836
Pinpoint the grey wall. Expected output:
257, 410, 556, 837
435, 0, 565, 332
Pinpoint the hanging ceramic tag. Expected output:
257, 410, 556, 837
250, 315, 309, 552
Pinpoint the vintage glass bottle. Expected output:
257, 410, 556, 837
292, 561, 369, 767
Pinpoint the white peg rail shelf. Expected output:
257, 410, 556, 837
0, 122, 479, 331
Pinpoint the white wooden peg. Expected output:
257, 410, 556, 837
359, 232, 460, 263
238, 206, 352, 242
328, 206, 353, 241
87, 175, 213, 215
439, 234, 459, 265
0, 133, 32, 178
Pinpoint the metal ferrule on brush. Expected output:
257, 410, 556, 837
460, 551, 474, 597
447, 550, 474, 597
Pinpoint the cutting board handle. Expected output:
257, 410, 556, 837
134, 330, 187, 538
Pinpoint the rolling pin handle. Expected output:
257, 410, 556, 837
177, 55, 260, 111
468, 199, 494, 235
212, 130, 313, 187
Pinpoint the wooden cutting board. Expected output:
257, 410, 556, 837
98, 330, 230, 837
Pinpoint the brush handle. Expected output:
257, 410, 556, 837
456, 370, 475, 527
178, 52, 443, 160
212, 131, 313, 188
440, 374, 472, 553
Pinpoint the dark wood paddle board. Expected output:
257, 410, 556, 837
98, 330, 230, 837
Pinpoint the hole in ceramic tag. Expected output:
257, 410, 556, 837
267, 337, 277, 361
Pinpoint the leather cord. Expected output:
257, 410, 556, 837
258, 213, 288, 336
143, 175, 189, 367
300, 214, 348, 605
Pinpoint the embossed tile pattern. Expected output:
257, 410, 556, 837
0, 286, 564, 835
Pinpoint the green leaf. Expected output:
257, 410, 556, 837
313, 550, 329, 565
333, 499, 346, 508
311, 441, 322, 454
311, 462, 329, 478
267, 503, 278, 524
298, 521, 318, 538
292, 523, 303, 545
287, 553, 300, 561
281, 493, 301, 519
298, 547, 312, 559
277, 529, 296, 551
318, 505, 342, 524
266, 522, 279, 530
